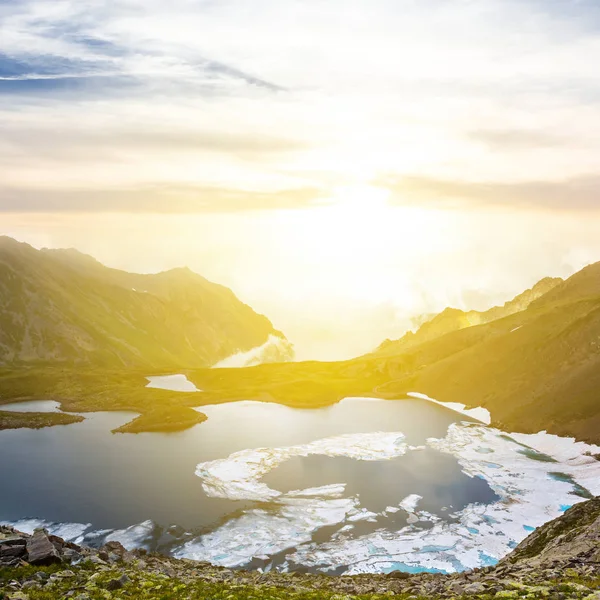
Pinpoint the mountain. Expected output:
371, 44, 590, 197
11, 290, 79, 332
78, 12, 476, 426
376, 276, 562, 355
369, 261, 600, 443
0, 236, 288, 368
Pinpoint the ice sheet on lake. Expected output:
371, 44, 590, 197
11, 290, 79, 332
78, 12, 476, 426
196, 432, 408, 501
104, 519, 157, 550
1, 518, 158, 551
174, 496, 360, 567
286, 423, 599, 574
408, 392, 492, 425
177, 421, 599, 574
146, 375, 200, 392
0, 518, 92, 543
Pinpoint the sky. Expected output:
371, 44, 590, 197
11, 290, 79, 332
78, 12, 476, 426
2, 0, 600, 360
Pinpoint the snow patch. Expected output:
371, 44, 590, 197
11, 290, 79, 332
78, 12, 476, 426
408, 392, 491, 425
146, 375, 200, 393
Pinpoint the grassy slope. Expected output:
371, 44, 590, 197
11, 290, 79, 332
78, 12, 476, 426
0, 410, 83, 430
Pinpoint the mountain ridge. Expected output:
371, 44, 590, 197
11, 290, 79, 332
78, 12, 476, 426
0, 236, 289, 369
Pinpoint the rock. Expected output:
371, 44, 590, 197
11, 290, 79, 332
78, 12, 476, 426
464, 581, 487, 594
58, 570, 76, 578
447, 580, 465, 595
103, 573, 131, 591
21, 581, 41, 590
26, 529, 61, 566
105, 578, 124, 591
388, 571, 411, 579
0, 544, 26, 559
62, 548, 83, 564
101, 541, 127, 555
0, 537, 27, 548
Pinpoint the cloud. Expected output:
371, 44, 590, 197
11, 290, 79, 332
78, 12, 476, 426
0, 124, 307, 161
381, 174, 600, 212
0, 2, 282, 98
2, 0, 600, 214
468, 129, 566, 150
0, 184, 326, 213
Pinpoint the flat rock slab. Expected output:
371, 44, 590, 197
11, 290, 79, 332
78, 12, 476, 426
0, 544, 27, 558
26, 529, 61, 565
0, 536, 27, 547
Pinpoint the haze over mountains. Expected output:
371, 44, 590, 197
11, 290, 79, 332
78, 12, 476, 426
0, 236, 291, 368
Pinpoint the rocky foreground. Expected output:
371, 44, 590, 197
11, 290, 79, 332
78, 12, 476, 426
1, 498, 600, 600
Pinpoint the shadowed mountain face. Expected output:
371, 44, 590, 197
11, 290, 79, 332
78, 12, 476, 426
0, 237, 287, 368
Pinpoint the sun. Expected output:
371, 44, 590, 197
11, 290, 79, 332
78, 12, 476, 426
330, 185, 391, 214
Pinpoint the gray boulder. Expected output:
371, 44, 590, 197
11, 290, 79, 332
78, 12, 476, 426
26, 529, 61, 565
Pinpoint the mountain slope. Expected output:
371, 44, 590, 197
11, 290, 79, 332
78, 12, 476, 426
370, 262, 600, 442
0, 237, 287, 368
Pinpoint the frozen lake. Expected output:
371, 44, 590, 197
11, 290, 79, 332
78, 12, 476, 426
1, 396, 599, 574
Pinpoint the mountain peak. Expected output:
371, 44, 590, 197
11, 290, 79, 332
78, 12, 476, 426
41, 247, 103, 269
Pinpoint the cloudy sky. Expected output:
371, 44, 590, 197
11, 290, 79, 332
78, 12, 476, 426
2, 0, 600, 359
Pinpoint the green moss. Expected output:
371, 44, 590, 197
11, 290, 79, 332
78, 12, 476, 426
0, 410, 84, 430
113, 406, 208, 433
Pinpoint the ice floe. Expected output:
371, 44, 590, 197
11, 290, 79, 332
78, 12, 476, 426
0, 518, 91, 543
1, 517, 161, 552
195, 432, 408, 501
146, 375, 200, 392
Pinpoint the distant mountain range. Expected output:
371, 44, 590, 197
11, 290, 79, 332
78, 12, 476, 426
0, 236, 290, 368
376, 276, 562, 355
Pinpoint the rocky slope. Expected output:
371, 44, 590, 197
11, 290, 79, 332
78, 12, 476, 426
0, 237, 289, 369
1, 498, 600, 599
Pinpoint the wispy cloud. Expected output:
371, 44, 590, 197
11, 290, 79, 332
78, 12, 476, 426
0, 184, 325, 213
468, 129, 566, 150
382, 174, 600, 212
